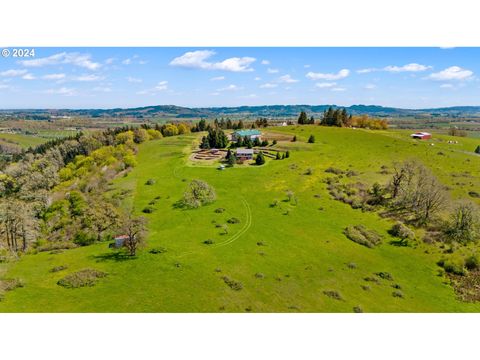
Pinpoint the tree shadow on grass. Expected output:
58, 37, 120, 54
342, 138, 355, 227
92, 251, 136, 263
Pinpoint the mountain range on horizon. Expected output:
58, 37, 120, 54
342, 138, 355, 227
2, 104, 480, 119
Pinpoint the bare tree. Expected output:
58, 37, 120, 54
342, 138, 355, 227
120, 211, 147, 256
444, 202, 479, 244
390, 161, 447, 225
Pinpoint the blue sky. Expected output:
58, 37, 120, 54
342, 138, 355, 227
0, 47, 479, 109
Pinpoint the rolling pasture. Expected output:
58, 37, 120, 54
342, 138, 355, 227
1, 126, 480, 312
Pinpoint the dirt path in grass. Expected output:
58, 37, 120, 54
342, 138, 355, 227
177, 197, 252, 258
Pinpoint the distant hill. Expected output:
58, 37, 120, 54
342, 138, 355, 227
2, 104, 480, 119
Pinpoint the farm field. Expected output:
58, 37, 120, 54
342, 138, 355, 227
1, 125, 480, 312
0, 132, 48, 148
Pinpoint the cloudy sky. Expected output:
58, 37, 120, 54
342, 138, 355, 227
0, 47, 479, 109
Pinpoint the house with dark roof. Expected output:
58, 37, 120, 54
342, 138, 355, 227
236, 148, 254, 160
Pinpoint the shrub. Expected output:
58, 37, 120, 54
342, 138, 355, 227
305, 168, 313, 175
214, 208, 225, 213
468, 191, 480, 198
0, 278, 24, 292
57, 269, 107, 289
142, 206, 155, 214
227, 217, 240, 224
182, 180, 216, 208
73, 231, 96, 246
464, 255, 479, 270
437, 258, 466, 276
343, 225, 383, 248
145, 178, 156, 185
308, 135, 315, 143
254, 273, 265, 279
390, 222, 415, 241
325, 167, 344, 175
353, 306, 363, 313
392, 290, 404, 298
222, 276, 243, 291
323, 290, 343, 300
50, 265, 68, 273
203, 239, 215, 245
149, 247, 167, 254
375, 272, 394, 281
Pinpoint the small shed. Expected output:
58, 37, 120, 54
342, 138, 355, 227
236, 148, 254, 160
114, 235, 129, 248
410, 132, 432, 140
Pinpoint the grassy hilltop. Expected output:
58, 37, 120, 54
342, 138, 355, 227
1, 125, 480, 312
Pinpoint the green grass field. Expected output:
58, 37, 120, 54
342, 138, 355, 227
1, 126, 480, 312
0, 133, 48, 148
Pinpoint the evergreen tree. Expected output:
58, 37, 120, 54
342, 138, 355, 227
475, 145, 480, 154
272, 139, 277, 145
238, 120, 244, 129
198, 119, 207, 131
285, 150, 290, 158
236, 136, 244, 148
308, 135, 315, 143
281, 153, 285, 159
255, 151, 265, 165
227, 153, 236, 166
276, 152, 281, 160
253, 137, 261, 147
244, 136, 253, 149
292, 135, 297, 142
298, 111, 308, 125
261, 140, 269, 147
200, 136, 210, 149
226, 119, 233, 129
206, 128, 228, 148
309, 116, 315, 124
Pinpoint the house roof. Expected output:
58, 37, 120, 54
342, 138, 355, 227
234, 129, 261, 136
411, 132, 431, 136
236, 148, 254, 155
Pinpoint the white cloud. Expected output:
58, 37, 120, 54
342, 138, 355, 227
104, 58, 115, 65
315, 82, 336, 88
137, 81, 168, 95
21, 52, 101, 70
384, 63, 432, 72
331, 87, 346, 92
1, 69, 28, 77
304, 64, 311, 68
358, 63, 431, 74
260, 83, 278, 88
154, 81, 168, 91
240, 93, 257, 98
126, 76, 142, 83
43, 73, 66, 80
170, 50, 255, 72
93, 86, 112, 92
357, 68, 375, 74
0, 84, 10, 90
210, 92, 220, 96
254, 77, 261, 81
440, 83, 454, 88
44, 87, 76, 96
74, 74, 103, 82
22, 73, 36, 80
261, 60, 270, 65
122, 58, 132, 65
210, 76, 225, 81
428, 66, 474, 81
278, 74, 298, 83
364, 83, 377, 89
218, 84, 242, 91
267, 68, 279, 74
306, 69, 350, 81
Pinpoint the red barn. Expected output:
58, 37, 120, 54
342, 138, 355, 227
410, 132, 432, 140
